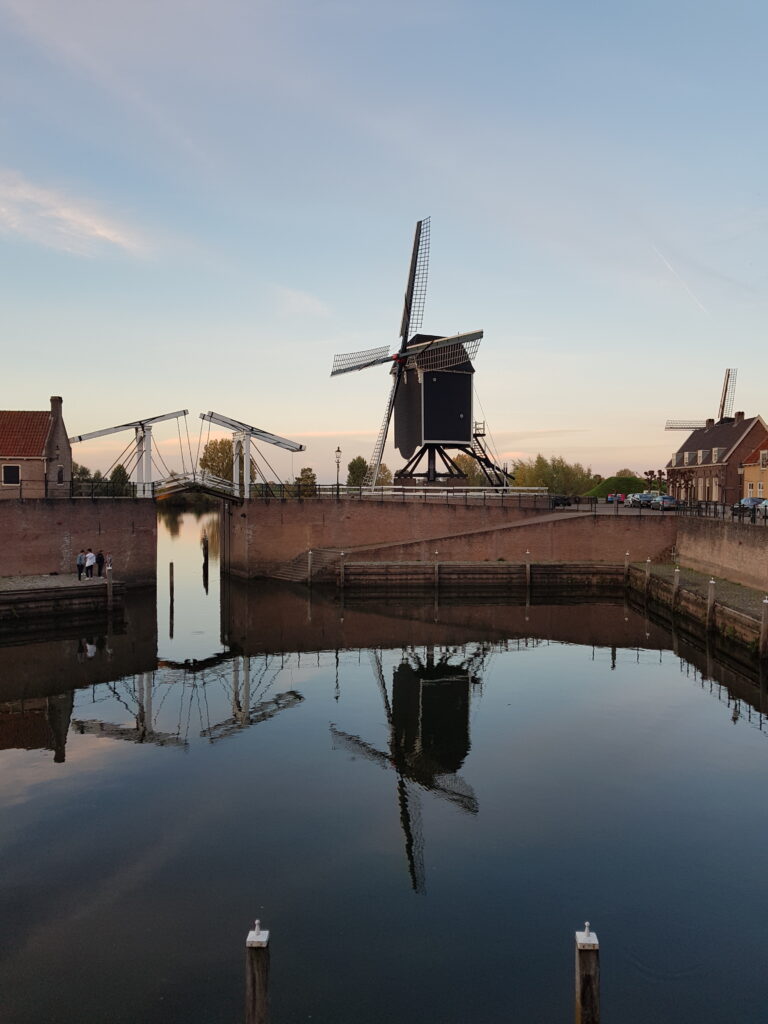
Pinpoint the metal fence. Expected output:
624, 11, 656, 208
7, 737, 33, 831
674, 500, 768, 525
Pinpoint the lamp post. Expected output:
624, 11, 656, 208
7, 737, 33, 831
335, 446, 342, 500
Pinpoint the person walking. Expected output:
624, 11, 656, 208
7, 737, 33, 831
85, 548, 96, 579
96, 550, 105, 577
76, 550, 86, 581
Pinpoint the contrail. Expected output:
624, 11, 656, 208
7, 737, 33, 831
652, 243, 711, 317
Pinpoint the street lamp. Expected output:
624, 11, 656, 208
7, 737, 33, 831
335, 446, 342, 499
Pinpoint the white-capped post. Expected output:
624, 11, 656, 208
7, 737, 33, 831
575, 921, 599, 1024
245, 919, 270, 1024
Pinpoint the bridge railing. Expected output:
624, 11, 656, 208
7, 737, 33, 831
243, 483, 597, 510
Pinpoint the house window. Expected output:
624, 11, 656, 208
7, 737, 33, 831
713, 478, 719, 501
2, 465, 20, 485
697, 477, 704, 500
761, 451, 768, 470
748, 482, 754, 496
759, 482, 764, 498
57, 465, 64, 484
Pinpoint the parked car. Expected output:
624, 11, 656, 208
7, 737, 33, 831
550, 494, 572, 507
606, 493, 625, 504
627, 492, 654, 507
732, 496, 764, 517
650, 494, 680, 511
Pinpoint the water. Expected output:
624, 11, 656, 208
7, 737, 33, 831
2, 511, 768, 1023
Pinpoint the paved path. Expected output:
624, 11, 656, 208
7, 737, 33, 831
0, 574, 108, 593
645, 563, 767, 620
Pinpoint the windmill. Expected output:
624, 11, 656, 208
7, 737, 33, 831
665, 368, 738, 430
331, 218, 512, 487
330, 647, 480, 893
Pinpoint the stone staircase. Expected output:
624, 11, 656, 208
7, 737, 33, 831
271, 548, 342, 583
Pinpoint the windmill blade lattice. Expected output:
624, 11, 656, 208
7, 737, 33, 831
331, 345, 392, 377
400, 216, 430, 347
403, 331, 482, 373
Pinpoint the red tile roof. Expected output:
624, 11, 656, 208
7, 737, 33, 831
0, 411, 52, 457
742, 442, 768, 466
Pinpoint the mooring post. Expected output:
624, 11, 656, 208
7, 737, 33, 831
525, 549, 531, 592
106, 565, 114, 611
575, 921, 600, 1024
672, 566, 680, 608
434, 549, 439, 589
644, 557, 651, 595
245, 919, 270, 1024
339, 551, 345, 590
623, 551, 629, 586
760, 597, 768, 659
169, 561, 174, 639
307, 549, 313, 586
707, 578, 716, 632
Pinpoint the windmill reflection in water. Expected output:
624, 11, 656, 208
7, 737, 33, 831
331, 645, 493, 893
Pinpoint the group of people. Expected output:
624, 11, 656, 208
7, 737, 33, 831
75, 548, 112, 580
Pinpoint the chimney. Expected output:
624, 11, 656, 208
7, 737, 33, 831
50, 396, 63, 420
735, 410, 745, 423
706, 418, 714, 429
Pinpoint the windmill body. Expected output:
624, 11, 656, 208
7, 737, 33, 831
330, 218, 510, 487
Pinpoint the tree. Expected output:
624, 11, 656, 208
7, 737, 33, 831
615, 468, 637, 478
377, 463, 393, 485
110, 464, 130, 495
72, 461, 91, 481
453, 453, 487, 486
512, 454, 598, 495
347, 456, 368, 486
294, 467, 317, 495
200, 438, 234, 481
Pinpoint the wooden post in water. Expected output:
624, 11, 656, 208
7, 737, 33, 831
169, 561, 175, 639
307, 549, 313, 587
707, 578, 716, 632
644, 557, 651, 595
106, 565, 114, 611
245, 919, 270, 1024
434, 549, 439, 589
575, 921, 600, 1024
339, 551, 345, 590
760, 597, 768, 659
525, 549, 531, 592
672, 566, 680, 609
623, 551, 630, 586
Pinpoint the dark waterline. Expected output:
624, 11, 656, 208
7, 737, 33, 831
1, 512, 768, 1023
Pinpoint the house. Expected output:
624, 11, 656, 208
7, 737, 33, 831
666, 411, 768, 504
740, 442, 768, 502
0, 396, 73, 498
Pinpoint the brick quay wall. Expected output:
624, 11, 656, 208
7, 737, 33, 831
0, 499, 157, 586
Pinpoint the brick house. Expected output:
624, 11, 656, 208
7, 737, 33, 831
741, 442, 768, 502
666, 411, 768, 504
0, 396, 73, 499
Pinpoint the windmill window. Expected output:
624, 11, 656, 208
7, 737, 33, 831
2, 465, 20, 485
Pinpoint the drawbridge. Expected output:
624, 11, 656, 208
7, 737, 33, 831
69, 409, 305, 502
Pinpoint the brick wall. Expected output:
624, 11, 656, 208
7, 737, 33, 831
677, 518, 768, 591
225, 500, 677, 577
0, 499, 157, 585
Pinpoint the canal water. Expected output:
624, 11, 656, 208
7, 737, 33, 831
2, 511, 768, 1023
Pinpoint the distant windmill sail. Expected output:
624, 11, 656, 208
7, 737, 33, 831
664, 367, 738, 430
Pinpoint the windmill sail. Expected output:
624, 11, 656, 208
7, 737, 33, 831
331, 345, 391, 377
718, 368, 738, 420
403, 331, 482, 373
400, 217, 430, 349
363, 375, 399, 487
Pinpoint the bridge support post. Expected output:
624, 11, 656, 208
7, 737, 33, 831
233, 435, 241, 497
144, 426, 153, 496
136, 428, 145, 497
243, 435, 251, 500
575, 922, 599, 1024
245, 919, 270, 1024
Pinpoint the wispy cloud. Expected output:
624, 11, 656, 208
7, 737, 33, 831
0, 170, 145, 255
272, 285, 331, 318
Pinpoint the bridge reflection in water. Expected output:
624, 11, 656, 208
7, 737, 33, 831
2, 580, 766, 779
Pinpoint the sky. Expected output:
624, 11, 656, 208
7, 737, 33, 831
1, 0, 767, 483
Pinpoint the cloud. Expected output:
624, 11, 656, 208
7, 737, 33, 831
272, 285, 331, 318
0, 170, 145, 255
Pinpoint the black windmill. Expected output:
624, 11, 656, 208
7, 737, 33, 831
331, 218, 512, 487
